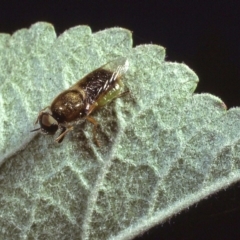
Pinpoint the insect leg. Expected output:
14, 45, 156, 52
86, 116, 101, 147
55, 125, 74, 143
115, 89, 130, 99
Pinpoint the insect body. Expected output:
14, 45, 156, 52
31, 58, 129, 144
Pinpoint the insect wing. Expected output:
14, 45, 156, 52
101, 57, 129, 83
76, 57, 129, 105
95, 57, 129, 96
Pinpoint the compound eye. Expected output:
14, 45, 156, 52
40, 113, 58, 135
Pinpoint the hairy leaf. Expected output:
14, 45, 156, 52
0, 22, 239, 240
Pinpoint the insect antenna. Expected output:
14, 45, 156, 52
30, 128, 41, 132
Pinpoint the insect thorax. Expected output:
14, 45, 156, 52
51, 89, 85, 123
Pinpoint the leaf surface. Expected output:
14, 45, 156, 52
0, 22, 239, 240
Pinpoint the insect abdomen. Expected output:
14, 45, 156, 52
79, 69, 119, 105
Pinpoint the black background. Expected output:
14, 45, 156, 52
1, 1, 240, 239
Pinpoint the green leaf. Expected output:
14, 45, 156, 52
0, 22, 239, 240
